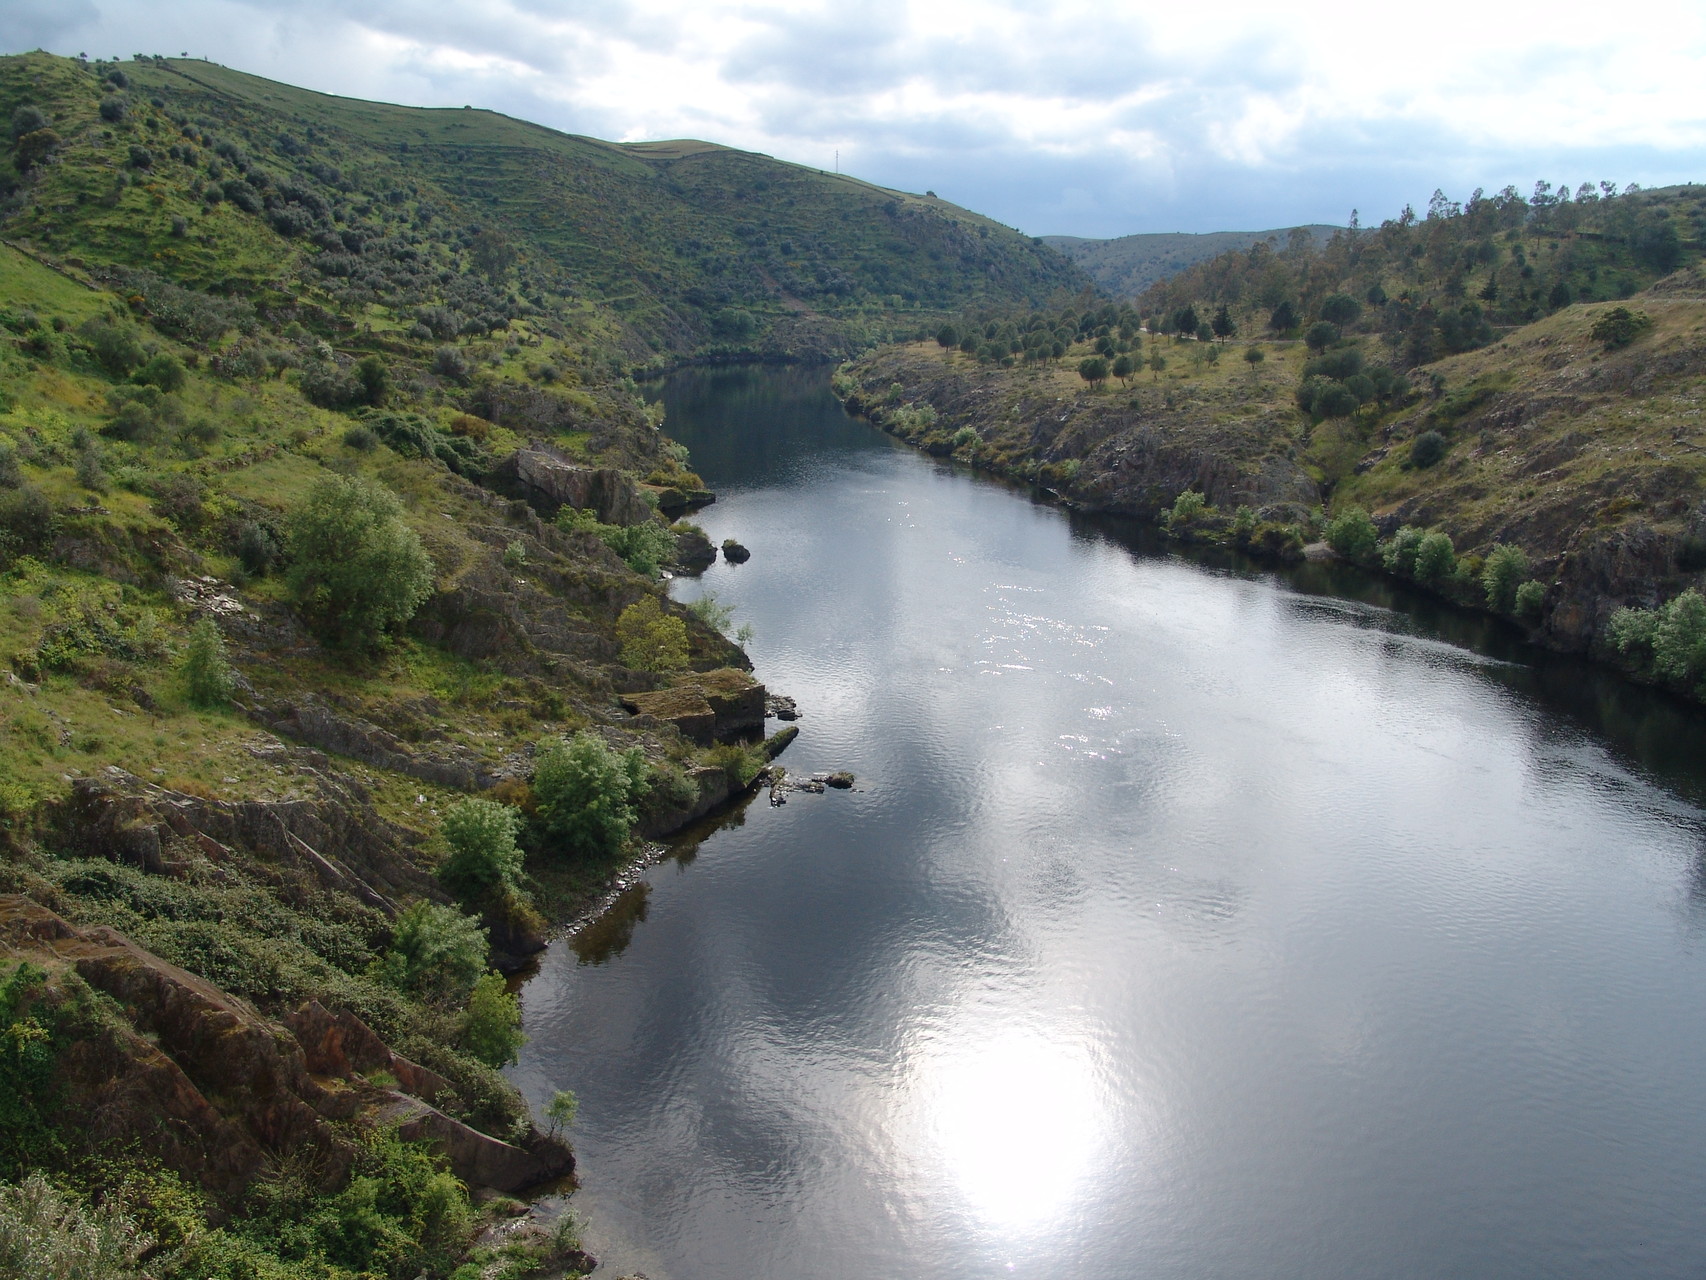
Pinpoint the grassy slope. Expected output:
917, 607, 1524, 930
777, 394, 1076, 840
1044, 226, 1340, 299
0, 53, 818, 1277
114, 57, 1090, 359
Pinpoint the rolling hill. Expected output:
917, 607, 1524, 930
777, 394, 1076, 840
1043, 226, 1340, 299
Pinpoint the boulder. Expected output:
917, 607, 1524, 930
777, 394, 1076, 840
671, 525, 717, 573
486, 447, 654, 527
721, 538, 751, 563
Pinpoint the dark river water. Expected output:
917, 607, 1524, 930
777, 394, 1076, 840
511, 364, 1706, 1280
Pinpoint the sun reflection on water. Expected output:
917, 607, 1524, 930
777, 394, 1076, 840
915, 1023, 1107, 1229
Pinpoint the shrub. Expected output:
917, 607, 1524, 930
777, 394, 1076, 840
286, 475, 435, 649
458, 972, 524, 1069
1652, 590, 1706, 688
501, 540, 527, 570
132, 351, 186, 393
544, 1089, 579, 1137
531, 731, 648, 859
1383, 525, 1425, 576
0, 964, 62, 1179
615, 596, 689, 671
686, 593, 734, 634
438, 798, 524, 897
1514, 579, 1547, 619
0, 442, 19, 489
343, 424, 379, 451
80, 318, 146, 378
180, 617, 235, 707
952, 425, 979, 450
0, 1173, 151, 1280
705, 741, 766, 788
1325, 507, 1379, 563
432, 346, 471, 383
236, 520, 278, 576
9, 105, 46, 142
1167, 489, 1208, 528
1589, 306, 1652, 350
98, 96, 128, 123
75, 445, 107, 493
1413, 531, 1456, 584
1482, 544, 1530, 613
377, 902, 487, 998
1410, 430, 1448, 469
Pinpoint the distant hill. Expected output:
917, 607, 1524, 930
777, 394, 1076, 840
0, 53, 1089, 363
1043, 227, 1340, 299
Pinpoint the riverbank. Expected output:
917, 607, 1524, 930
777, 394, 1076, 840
838, 276, 1706, 700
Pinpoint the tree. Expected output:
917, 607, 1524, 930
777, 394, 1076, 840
354, 354, 390, 407
1319, 294, 1362, 327
1242, 345, 1265, 378
1268, 300, 1298, 333
1148, 352, 1167, 379
180, 617, 235, 707
133, 352, 186, 393
469, 228, 516, 281
1111, 354, 1134, 385
616, 596, 689, 671
1325, 507, 1378, 563
286, 475, 435, 649
1413, 531, 1456, 584
1482, 544, 1530, 613
935, 324, 959, 349
459, 973, 525, 1068
1211, 305, 1236, 343
532, 731, 649, 859
12, 129, 60, 173
1171, 305, 1200, 337
377, 902, 487, 998
438, 798, 525, 897
1304, 321, 1340, 353
8, 105, 46, 142
544, 1090, 579, 1137
1077, 356, 1108, 388
1410, 431, 1447, 469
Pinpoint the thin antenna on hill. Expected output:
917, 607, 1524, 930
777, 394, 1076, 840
835, 150, 839, 175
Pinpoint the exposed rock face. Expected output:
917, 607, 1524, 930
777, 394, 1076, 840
671, 524, 717, 573
486, 446, 655, 527
619, 668, 766, 745
0, 897, 574, 1199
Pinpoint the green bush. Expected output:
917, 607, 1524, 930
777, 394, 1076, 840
458, 973, 524, 1069
1514, 579, 1547, 619
134, 353, 187, 393
616, 596, 689, 672
0, 964, 63, 1179
437, 799, 524, 897
1325, 507, 1378, 562
1482, 544, 1530, 613
1383, 525, 1425, 576
532, 731, 648, 859
376, 902, 487, 999
1609, 591, 1706, 693
1166, 489, 1208, 528
180, 617, 236, 707
1589, 306, 1652, 350
1410, 430, 1448, 469
286, 476, 435, 649
1413, 531, 1456, 584
705, 741, 766, 789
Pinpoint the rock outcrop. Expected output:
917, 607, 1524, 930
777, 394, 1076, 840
486, 446, 656, 527
0, 897, 574, 1199
619, 668, 766, 745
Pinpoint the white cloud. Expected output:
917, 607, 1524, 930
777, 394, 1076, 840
7, 0, 1704, 235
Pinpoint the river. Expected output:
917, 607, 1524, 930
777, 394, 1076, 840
511, 364, 1706, 1280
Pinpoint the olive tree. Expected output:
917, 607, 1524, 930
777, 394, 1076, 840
286, 475, 434, 649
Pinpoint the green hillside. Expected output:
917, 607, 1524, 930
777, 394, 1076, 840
842, 186, 1706, 705
1043, 225, 1339, 299
0, 52, 1086, 364
0, 50, 969, 1279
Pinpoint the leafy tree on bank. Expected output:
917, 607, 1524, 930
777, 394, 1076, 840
532, 731, 649, 859
286, 474, 435, 649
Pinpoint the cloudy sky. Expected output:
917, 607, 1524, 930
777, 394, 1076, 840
5, 0, 1704, 238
